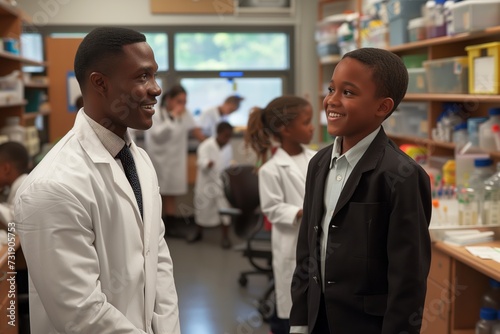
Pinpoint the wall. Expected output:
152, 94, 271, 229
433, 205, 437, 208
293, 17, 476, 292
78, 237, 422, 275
16, 0, 320, 141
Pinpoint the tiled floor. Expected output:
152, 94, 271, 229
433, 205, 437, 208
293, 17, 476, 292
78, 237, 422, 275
166, 227, 272, 334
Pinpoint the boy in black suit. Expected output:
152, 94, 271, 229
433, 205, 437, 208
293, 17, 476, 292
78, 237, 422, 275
290, 48, 431, 334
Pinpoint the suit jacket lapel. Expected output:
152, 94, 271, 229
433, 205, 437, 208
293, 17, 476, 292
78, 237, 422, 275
332, 129, 388, 218
313, 146, 333, 224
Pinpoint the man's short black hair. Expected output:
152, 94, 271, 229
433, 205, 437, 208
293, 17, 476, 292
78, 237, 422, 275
74, 27, 146, 90
0, 141, 30, 174
216, 121, 233, 135
342, 48, 408, 113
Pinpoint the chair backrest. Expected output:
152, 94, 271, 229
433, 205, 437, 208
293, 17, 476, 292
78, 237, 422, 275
221, 164, 261, 239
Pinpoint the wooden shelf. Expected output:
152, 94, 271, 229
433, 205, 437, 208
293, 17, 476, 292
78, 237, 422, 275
405, 93, 500, 103
23, 110, 50, 120
387, 26, 500, 53
0, 100, 27, 108
24, 82, 49, 89
0, 50, 47, 66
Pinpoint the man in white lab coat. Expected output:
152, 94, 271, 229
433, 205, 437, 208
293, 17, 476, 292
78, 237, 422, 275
14, 27, 180, 334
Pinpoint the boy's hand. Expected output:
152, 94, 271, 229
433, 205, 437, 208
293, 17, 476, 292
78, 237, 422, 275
297, 209, 303, 219
207, 161, 214, 168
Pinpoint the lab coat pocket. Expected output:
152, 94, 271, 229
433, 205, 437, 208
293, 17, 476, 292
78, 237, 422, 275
362, 293, 388, 317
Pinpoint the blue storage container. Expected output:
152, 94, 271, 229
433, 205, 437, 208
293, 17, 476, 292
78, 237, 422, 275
387, 0, 426, 45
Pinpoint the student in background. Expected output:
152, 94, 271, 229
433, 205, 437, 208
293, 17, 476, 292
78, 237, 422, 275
145, 85, 206, 236
290, 48, 431, 334
14, 27, 180, 333
198, 95, 244, 137
192, 121, 234, 248
245, 96, 315, 334
0, 141, 29, 228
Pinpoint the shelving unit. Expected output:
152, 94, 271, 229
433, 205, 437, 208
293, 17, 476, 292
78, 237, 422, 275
386, 27, 500, 165
316, 0, 360, 142
0, 0, 49, 153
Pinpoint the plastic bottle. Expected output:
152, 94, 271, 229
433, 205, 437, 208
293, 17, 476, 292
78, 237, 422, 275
468, 117, 489, 148
482, 279, 500, 309
453, 122, 469, 149
476, 307, 498, 334
0, 116, 25, 144
424, 0, 436, 39
432, 0, 447, 37
443, 159, 456, 187
444, 0, 455, 36
458, 158, 495, 225
492, 310, 500, 334
493, 124, 500, 151
483, 163, 500, 226
479, 108, 500, 151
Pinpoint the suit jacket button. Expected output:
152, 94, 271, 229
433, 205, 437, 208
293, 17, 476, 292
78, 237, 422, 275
313, 226, 319, 232
313, 276, 318, 283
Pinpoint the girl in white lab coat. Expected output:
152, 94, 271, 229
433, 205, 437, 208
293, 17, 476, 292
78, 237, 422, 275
145, 85, 205, 235
245, 96, 315, 334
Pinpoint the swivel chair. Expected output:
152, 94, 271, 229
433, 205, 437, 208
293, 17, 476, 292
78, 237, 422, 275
219, 164, 275, 320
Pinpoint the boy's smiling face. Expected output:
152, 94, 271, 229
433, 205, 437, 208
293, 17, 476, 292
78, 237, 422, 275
324, 57, 393, 152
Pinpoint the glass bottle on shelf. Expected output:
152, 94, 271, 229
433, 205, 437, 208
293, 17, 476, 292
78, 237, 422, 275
458, 158, 495, 225
483, 162, 500, 226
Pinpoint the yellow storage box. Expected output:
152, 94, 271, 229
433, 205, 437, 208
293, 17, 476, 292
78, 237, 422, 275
466, 42, 500, 94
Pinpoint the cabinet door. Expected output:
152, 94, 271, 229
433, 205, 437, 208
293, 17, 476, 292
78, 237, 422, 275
150, 0, 234, 14
428, 247, 451, 286
421, 278, 450, 334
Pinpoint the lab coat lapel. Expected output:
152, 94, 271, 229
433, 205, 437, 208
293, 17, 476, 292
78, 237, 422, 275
274, 147, 306, 184
74, 112, 144, 225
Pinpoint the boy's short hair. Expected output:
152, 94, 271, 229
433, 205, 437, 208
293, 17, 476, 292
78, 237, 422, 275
216, 121, 233, 134
0, 141, 30, 174
342, 48, 408, 113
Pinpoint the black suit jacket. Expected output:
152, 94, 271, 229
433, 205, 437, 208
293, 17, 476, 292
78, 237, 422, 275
290, 128, 432, 334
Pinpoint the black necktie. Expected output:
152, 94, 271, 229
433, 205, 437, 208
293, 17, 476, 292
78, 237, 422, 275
116, 144, 143, 218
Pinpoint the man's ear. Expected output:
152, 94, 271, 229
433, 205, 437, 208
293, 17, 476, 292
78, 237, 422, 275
376, 97, 394, 118
89, 72, 108, 96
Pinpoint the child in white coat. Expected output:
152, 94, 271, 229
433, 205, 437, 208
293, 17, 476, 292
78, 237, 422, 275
192, 122, 234, 248
245, 96, 315, 334
0, 141, 30, 228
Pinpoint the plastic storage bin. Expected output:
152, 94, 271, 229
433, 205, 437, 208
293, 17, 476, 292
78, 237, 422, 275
407, 68, 428, 93
466, 42, 500, 95
451, 0, 500, 34
387, 0, 426, 45
402, 54, 428, 68
397, 102, 428, 138
423, 56, 469, 94
316, 38, 341, 63
408, 17, 426, 42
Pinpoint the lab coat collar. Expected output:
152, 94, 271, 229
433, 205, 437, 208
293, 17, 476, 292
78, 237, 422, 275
73, 111, 150, 224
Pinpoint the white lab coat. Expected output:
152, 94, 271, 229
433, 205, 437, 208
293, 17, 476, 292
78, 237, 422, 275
14, 112, 180, 334
198, 105, 225, 138
258, 147, 316, 319
145, 108, 196, 195
194, 137, 232, 227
